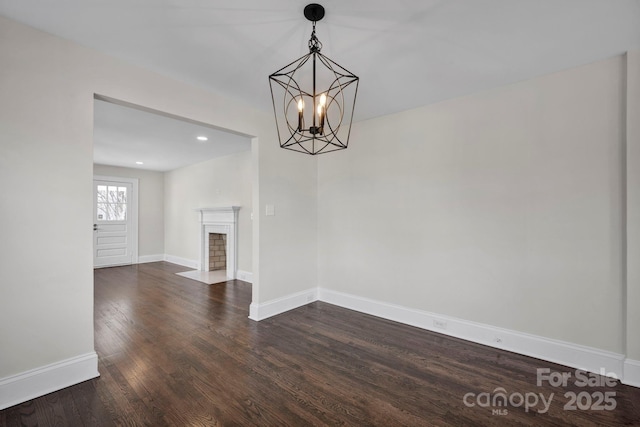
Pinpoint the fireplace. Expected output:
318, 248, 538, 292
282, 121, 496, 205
197, 207, 239, 280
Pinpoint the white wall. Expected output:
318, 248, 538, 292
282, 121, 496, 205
0, 17, 95, 382
627, 50, 640, 362
0, 14, 318, 403
256, 147, 317, 302
164, 151, 252, 272
93, 164, 165, 258
318, 56, 626, 354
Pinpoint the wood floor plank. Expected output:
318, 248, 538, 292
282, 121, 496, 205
1, 261, 639, 426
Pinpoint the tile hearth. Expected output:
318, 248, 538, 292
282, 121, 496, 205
176, 269, 229, 285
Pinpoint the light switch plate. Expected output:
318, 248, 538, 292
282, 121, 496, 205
265, 204, 275, 216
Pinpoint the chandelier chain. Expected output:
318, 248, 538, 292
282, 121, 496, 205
308, 21, 322, 53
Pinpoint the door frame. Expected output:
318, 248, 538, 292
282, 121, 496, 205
93, 174, 139, 267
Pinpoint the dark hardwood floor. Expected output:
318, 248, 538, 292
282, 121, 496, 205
1, 261, 639, 426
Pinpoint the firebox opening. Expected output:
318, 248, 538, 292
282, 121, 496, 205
209, 233, 227, 271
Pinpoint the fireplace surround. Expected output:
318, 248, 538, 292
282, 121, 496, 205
196, 207, 239, 280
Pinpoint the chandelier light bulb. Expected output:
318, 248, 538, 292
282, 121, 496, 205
297, 98, 305, 131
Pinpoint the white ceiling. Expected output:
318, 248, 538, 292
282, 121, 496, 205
93, 99, 250, 171
2, 1, 639, 168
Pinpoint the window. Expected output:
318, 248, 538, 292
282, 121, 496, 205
96, 185, 127, 221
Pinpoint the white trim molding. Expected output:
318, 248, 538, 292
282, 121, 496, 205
317, 288, 627, 381
623, 359, 640, 388
249, 288, 318, 321
164, 254, 199, 269
138, 254, 165, 264
236, 270, 253, 283
0, 352, 99, 410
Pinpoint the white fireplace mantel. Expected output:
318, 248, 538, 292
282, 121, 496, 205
196, 207, 240, 279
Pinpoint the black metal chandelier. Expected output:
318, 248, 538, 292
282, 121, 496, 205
269, 3, 359, 155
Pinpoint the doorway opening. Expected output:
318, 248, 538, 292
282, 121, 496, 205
92, 95, 253, 277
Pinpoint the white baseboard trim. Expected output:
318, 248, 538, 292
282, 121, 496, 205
0, 352, 99, 410
137, 254, 165, 264
623, 359, 640, 388
164, 254, 199, 270
236, 270, 253, 283
249, 287, 318, 321
318, 288, 626, 380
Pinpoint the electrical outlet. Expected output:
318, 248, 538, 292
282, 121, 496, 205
433, 319, 447, 329
494, 337, 503, 343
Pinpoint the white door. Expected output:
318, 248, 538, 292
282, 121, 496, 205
93, 178, 137, 268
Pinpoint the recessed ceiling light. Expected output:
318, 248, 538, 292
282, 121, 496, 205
135, 161, 144, 165
197, 136, 208, 141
